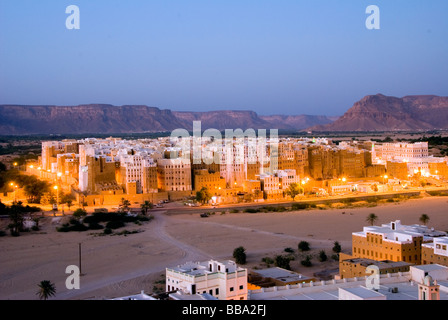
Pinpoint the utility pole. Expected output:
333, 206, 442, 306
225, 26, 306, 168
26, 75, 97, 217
79, 243, 83, 276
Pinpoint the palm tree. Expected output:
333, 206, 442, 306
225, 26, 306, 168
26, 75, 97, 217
140, 201, 153, 215
36, 280, 56, 300
366, 213, 378, 226
419, 214, 430, 226
119, 198, 131, 213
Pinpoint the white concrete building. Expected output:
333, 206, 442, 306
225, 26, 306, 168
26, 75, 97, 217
166, 260, 248, 300
249, 267, 448, 300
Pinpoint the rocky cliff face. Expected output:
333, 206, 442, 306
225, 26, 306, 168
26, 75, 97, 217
0, 104, 187, 134
0, 104, 337, 134
309, 94, 448, 132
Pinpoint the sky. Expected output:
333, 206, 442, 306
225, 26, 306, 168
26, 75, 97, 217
0, 0, 447, 116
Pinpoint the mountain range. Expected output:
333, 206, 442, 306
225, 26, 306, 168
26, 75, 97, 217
0, 94, 447, 135
0, 104, 335, 135
310, 94, 448, 132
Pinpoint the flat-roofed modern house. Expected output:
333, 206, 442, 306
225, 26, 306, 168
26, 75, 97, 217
166, 260, 248, 300
422, 237, 448, 267
351, 220, 447, 265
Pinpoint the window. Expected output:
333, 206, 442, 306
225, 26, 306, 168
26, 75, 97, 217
230, 287, 234, 292
215, 288, 219, 295
239, 285, 244, 290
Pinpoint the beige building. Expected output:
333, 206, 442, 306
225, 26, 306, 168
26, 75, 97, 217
157, 158, 192, 192
193, 169, 226, 193
422, 237, 448, 267
339, 253, 413, 279
351, 220, 447, 265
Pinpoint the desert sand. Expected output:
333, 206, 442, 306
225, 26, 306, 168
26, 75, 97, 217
0, 196, 447, 300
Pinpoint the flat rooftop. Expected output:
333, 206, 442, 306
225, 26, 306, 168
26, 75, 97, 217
169, 292, 218, 300
339, 286, 385, 299
342, 258, 413, 269
250, 281, 448, 301
169, 260, 244, 276
411, 264, 448, 272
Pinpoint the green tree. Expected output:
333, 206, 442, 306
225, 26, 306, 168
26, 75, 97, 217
8, 203, 25, 236
40, 192, 54, 206
62, 194, 75, 211
333, 241, 342, 254
318, 250, 328, 262
285, 183, 302, 201
366, 213, 378, 226
298, 241, 310, 252
233, 246, 247, 265
274, 255, 291, 270
196, 187, 212, 205
140, 201, 153, 215
23, 179, 50, 203
419, 214, 430, 226
36, 280, 56, 300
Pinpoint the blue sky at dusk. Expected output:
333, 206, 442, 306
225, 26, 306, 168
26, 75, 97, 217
0, 0, 447, 116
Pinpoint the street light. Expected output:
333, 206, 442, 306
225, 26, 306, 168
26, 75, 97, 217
10, 182, 18, 202
54, 185, 59, 209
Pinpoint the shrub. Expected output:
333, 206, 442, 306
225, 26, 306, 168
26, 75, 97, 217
230, 209, 239, 213
262, 206, 287, 212
331, 254, 340, 261
318, 250, 328, 262
69, 218, 80, 225
103, 228, 112, 235
57, 223, 88, 232
298, 241, 310, 252
284, 247, 294, 253
291, 203, 309, 210
332, 241, 342, 253
262, 257, 274, 265
274, 255, 292, 270
0, 230, 6, 237
73, 208, 87, 219
88, 222, 104, 230
244, 208, 259, 213
301, 255, 312, 267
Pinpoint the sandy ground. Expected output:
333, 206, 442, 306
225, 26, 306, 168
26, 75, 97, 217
0, 196, 447, 300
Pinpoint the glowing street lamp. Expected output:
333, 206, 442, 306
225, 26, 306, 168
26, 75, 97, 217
10, 183, 18, 202
54, 185, 59, 207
